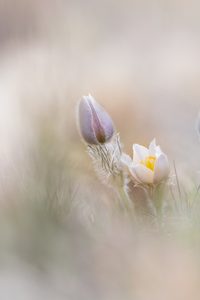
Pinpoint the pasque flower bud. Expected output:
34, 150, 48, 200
78, 95, 115, 145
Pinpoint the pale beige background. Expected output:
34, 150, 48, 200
0, 1, 199, 299
0, 0, 199, 176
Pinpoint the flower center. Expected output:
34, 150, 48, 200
141, 156, 156, 171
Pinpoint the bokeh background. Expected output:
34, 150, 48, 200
0, 0, 200, 299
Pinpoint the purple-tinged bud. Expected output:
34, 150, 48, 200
78, 95, 115, 145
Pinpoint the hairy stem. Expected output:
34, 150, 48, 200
117, 184, 135, 214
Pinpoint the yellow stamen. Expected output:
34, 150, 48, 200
141, 156, 156, 171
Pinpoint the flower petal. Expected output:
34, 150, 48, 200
132, 144, 149, 163
88, 95, 115, 143
149, 139, 163, 157
120, 153, 132, 172
155, 146, 163, 156
153, 154, 170, 183
130, 164, 154, 184
78, 97, 97, 144
121, 153, 132, 166
149, 138, 157, 155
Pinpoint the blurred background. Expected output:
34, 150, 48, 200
0, 0, 200, 299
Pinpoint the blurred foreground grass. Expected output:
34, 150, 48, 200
0, 110, 200, 300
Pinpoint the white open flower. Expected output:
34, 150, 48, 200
127, 139, 170, 185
